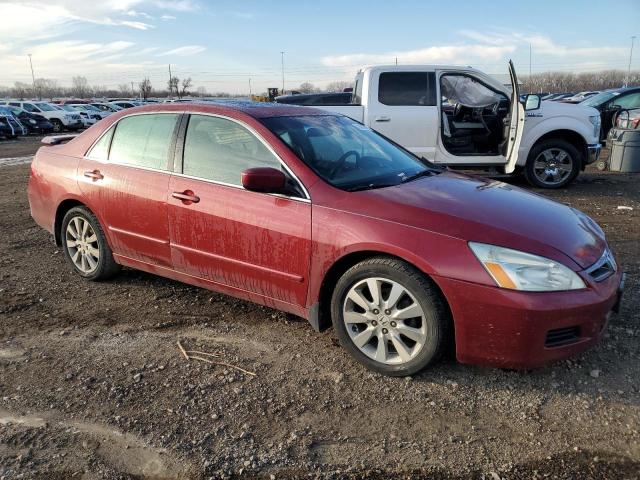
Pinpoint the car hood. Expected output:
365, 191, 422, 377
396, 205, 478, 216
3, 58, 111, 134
540, 100, 600, 118
350, 171, 606, 270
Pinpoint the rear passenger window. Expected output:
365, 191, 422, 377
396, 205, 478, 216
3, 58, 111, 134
182, 115, 280, 185
378, 72, 436, 106
87, 127, 114, 160
109, 114, 178, 170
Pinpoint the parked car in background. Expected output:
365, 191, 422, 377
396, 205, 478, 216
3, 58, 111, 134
56, 104, 97, 127
70, 104, 109, 120
314, 62, 602, 188
580, 87, 640, 141
28, 102, 624, 375
3, 105, 54, 134
549, 93, 575, 102
0, 106, 27, 138
0, 100, 83, 133
613, 108, 640, 131
91, 102, 124, 114
110, 100, 143, 109
275, 92, 353, 105
562, 91, 599, 104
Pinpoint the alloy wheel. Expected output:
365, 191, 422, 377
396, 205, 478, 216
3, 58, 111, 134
343, 277, 427, 365
533, 148, 573, 186
65, 216, 100, 274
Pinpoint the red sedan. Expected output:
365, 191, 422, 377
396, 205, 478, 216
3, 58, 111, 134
28, 103, 624, 376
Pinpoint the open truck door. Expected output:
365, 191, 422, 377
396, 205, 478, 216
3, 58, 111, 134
503, 60, 524, 174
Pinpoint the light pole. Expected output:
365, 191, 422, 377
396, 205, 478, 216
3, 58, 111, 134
627, 36, 636, 87
248, 77, 252, 97
280, 51, 285, 94
27, 54, 37, 99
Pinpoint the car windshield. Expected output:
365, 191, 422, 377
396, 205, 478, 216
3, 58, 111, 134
581, 91, 618, 107
260, 115, 439, 191
60, 105, 75, 111
36, 103, 58, 112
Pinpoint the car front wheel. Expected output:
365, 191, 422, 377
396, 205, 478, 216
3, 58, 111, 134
524, 139, 581, 188
331, 257, 449, 376
51, 119, 64, 133
61, 206, 120, 281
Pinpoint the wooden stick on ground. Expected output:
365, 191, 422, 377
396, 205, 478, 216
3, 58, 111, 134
177, 340, 189, 360
189, 355, 257, 377
186, 350, 219, 358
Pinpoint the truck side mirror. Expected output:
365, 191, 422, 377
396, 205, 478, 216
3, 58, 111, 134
524, 94, 541, 111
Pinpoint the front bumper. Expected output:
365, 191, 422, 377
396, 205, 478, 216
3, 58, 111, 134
433, 268, 623, 369
586, 143, 602, 164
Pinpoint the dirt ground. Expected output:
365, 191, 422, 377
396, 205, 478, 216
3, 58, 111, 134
0, 136, 639, 479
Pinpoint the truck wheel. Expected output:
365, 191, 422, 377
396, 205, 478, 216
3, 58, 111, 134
51, 119, 64, 133
331, 256, 449, 377
524, 139, 581, 189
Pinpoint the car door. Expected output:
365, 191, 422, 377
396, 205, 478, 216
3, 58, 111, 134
502, 60, 525, 173
168, 113, 312, 307
78, 112, 180, 267
365, 71, 439, 160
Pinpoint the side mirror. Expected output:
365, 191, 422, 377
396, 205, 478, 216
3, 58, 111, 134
524, 94, 541, 111
241, 167, 286, 193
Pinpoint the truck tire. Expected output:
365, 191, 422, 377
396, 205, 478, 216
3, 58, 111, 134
524, 139, 581, 189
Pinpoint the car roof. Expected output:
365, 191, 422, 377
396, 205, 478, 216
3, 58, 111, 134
124, 101, 335, 119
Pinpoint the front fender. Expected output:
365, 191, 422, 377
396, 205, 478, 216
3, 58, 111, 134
518, 116, 594, 165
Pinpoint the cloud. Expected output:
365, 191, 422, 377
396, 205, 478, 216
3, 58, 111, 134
322, 44, 515, 67
157, 45, 206, 57
118, 20, 154, 30
227, 11, 254, 20
160, 14, 176, 20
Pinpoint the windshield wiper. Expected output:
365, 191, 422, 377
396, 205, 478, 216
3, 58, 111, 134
401, 169, 436, 183
346, 183, 398, 192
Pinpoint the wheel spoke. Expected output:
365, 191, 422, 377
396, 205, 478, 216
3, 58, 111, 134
85, 234, 97, 243
385, 283, 405, 309
390, 333, 412, 362
393, 302, 422, 320
67, 224, 78, 239
352, 328, 374, 348
81, 220, 89, 239
344, 311, 368, 324
87, 246, 100, 258
85, 253, 97, 270
347, 289, 370, 311
374, 334, 388, 362
73, 218, 82, 238
71, 250, 81, 264
66, 240, 77, 248
542, 150, 554, 161
80, 253, 88, 272
396, 324, 426, 343
366, 278, 381, 307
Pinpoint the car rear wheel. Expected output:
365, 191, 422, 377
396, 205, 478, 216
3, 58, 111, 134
61, 207, 120, 281
331, 257, 449, 376
524, 139, 581, 189
51, 119, 64, 133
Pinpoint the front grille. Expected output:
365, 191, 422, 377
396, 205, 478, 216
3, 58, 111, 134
545, 326, 581, 348
586, 248, 617, 282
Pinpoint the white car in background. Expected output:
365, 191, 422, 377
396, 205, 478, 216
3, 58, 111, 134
70, 103, 110, 119
91, 102, 124, 114
55, 104, 97, 127
0, 100, 83, 133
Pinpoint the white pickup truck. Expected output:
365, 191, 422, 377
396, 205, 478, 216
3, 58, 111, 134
317, 62, 602, 188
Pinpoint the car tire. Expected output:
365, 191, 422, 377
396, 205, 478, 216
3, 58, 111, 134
51, 119, 64, 133
524, 138, 581, 189
331, 256, 449, 376
61, 206, 121, 281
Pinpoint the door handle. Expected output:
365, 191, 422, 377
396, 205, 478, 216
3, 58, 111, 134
172, 190, 200, 204
83, 170, 103, 180
374, 116, 391, 122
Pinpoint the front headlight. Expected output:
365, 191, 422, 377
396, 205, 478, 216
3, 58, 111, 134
29, 119, 37, 124
469, 242, 585, 291
589, 115, 601, 138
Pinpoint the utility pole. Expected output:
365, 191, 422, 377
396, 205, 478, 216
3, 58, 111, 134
131, 81, 135, 98
627, 36, 636, 87
168, 64, 173, 96
27, 54, 37, 99
280, 51, 285, 94
248, 78, 252, 97
529, 43, 532, 78
395, 57, 398, 65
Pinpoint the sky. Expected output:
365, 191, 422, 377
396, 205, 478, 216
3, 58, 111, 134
0, 0, 639, 94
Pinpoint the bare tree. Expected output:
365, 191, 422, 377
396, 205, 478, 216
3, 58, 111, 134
298, 82, 319, 94
167, 76, 179, 97
12, 81, 30, 99
117, 83, 130, 96
34, 78, 60, 100
522, 69, 640, 93
139, 77, 153, 100
325, 81, 352, 92
196, 86, 207, 97
180, 77, 192, 98
71, 76, 91, 98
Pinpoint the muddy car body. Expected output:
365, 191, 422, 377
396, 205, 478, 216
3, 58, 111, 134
27, 102, 624, 376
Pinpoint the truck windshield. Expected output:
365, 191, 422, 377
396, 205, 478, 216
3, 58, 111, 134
260, 115, 438, 191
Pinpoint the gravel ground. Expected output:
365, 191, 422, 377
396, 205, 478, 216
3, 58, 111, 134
0, 136, 639, 479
